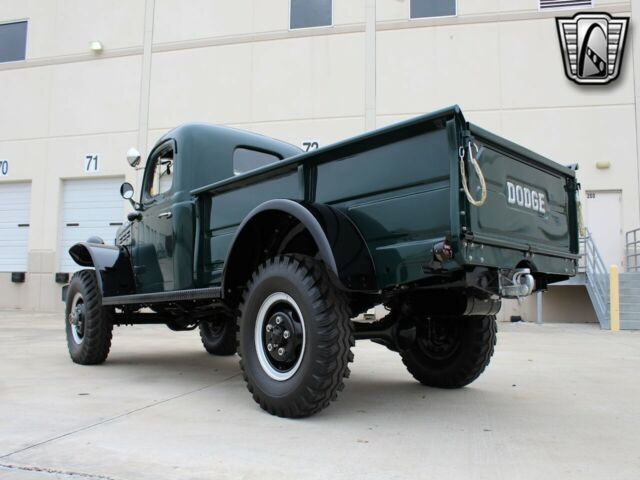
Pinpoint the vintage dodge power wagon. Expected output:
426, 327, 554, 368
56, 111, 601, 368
63, 106, 579, 417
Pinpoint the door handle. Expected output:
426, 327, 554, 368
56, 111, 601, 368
158, 212, 172, 219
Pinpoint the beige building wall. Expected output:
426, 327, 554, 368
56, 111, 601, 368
0, 0, 638, 316
498, 287, 599, 324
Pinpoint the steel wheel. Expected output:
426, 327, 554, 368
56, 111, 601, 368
198, 315, 237, 356
237, 254, 354, 418
415, 318, 462, 362
400, 315, 497, 388
68, 292, 86, 345
254, 292, 306, 381
64, 269, 113, 365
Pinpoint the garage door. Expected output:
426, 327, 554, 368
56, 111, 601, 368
60, 178, 125, 272
0, 182, 31, 272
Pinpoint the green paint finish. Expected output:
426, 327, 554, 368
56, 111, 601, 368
124, 105, 578, 295
314, 128, 450, 204
347, 188, 451, 286
208, 230, 234, 283
210, 172, 301, 231
461, 241, 576, 276
129, 124, 301, 294
466, 126, 574, 255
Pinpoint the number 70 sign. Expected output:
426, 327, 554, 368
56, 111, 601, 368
84, 154, 99, 173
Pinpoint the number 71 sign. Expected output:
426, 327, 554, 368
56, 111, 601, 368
84, 154, 99, 173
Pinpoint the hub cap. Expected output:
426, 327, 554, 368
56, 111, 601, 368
255, 292, 305, 381
68, 292, 86, 344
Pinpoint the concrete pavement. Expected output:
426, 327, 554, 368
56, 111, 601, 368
1, 311, 639, 480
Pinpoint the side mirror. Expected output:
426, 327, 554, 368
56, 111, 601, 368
120, 182, 142, 211
120, 182, 134, 199
127, 147, 141, 168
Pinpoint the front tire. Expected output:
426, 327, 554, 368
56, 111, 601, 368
400, 315, 496, 388
65, 269, 113, 365
199, 317, 236, 355
238, 254, 354, 418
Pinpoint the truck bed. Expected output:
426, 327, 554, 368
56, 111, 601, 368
192, 105, 578, 290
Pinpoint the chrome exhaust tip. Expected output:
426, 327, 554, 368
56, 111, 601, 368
500, 268, 536, 298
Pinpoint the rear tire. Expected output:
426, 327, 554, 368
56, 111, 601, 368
65, 269, 113, 365
400, 315, 496, 388
237, 254, 354, 418
199, 317, 237, 356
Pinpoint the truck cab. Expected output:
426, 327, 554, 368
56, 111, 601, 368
120, 125, 302, 295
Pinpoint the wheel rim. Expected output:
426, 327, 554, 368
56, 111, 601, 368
416, 318, 461, 361
204, 320, 225, 338
68, 292, 86, 345
254, 292, 306, 381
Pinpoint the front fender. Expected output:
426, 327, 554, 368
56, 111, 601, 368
69, 242, 135, 297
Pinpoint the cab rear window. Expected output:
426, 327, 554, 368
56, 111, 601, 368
233, 148, 280, 175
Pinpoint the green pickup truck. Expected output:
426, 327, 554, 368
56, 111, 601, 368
64, 105, 579, 418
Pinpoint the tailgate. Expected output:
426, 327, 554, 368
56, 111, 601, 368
462, 124, 579, 261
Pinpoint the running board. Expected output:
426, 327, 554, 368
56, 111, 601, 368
102, 287, 222, 306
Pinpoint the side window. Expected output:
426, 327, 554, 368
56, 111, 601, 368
290, 0, 332, 29
410, 0, 456, 19
0, 21, 28, 63
145, 146, 175, 199
233, 148, 280, 175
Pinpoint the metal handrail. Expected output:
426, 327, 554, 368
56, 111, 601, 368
578, 236, 586, 273
581, 231, 610, 322
625, 228, 640, 272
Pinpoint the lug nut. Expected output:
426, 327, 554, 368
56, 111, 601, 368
267, 343, 273, 352
283, 330, 290, 339
277, 348, 285, 356
266, 324, 273, 332
275, 316, 282, 324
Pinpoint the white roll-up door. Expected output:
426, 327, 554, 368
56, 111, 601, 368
0, 182, 31, 272
60, 177, 125, 272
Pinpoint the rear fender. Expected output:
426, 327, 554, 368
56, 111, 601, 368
68, 242, 135, 297
222, 199, 377, 297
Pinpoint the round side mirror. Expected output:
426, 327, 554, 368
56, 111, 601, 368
120, 182, 135, 200
126, 147, 141, 168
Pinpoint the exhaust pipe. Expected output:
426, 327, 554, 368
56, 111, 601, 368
500, 268, 536, 298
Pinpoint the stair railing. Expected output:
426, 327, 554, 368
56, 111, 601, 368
581, 231, 610, 325
625, 228, 640, 272
578, 235, 586, 273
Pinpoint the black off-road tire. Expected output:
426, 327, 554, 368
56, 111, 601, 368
199, 318, 237, 356
237, 254, 354, 418
65, 269, 113, 365
400, 315, 496, 388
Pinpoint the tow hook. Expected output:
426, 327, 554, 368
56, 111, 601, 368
499, 268, 536, 298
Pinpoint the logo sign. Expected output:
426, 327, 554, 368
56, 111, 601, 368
506, 181, 546, 214
556, 12, 629, 85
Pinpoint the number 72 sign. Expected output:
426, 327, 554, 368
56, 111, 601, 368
84, 154, 99, 173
